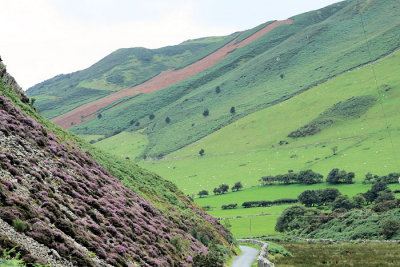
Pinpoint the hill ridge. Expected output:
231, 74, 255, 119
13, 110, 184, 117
50, 20, 293, 129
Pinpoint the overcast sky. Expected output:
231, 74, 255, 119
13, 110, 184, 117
0, 0, 341, 89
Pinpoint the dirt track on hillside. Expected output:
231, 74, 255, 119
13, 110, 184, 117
51, 19, 293, 129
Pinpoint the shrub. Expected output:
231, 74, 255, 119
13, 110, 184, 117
165, 117, 170, 123
230, 106, 235, 114
199, 149, 205, 156
381, 219, 400, 239
149, 114, 155, 120
221, 204, 237, 210
12, 219, 27, 232
215, 86, 221, 94
203, 109, 209, 117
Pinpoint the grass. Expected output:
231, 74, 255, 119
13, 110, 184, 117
70, 0, 400, 159
92, 131, 148, 160
141, 47, 400, 196
27, 36, 236, 118
274, 242, 400, 266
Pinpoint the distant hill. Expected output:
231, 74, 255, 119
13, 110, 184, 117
0, 62, 233, 265
27, 0, 400, 161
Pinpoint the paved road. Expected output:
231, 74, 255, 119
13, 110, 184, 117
230, 246, 259, 267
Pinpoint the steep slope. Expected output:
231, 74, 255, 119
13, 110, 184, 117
26, 35, 238, 119
140, 47, 400, 195
0, 63, 233, 265
70, 0, 400, 159
45, 20, 292, 129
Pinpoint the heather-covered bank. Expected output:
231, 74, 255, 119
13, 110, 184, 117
0, 65, 234, 266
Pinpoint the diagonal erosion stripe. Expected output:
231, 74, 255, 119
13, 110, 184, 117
51, 19, 293, 129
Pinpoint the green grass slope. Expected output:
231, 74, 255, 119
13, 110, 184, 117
141, 48, 400, 195
26, 34, 238, 119
71, 0, 400, 159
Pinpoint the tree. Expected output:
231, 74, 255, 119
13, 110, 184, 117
326, 168, 340, 184
215, 86, 221, 94
219, 184, 229, 194
203, 109, 209, 117
198, 190, 209, 198
232, 182, 243, 192
213, 187, 221, 195
135, 121, 140, 127
297, 169, 323, 184
375, 191, 395, 204
298, 190, 320, 207
319, 188, 341, 204
352, 194, 366, 209
363, 182, 389, 204
381, 219, 400, 239
199, 149, 205, 156
331, 195, 354, 211
280, 73, 284, 79
149, 114, 155, 120
97, 113, 102, 119
275, 205, 320, 232
326, 168, 354, 184
230, 106, 235, 114
165, 117, 171, 123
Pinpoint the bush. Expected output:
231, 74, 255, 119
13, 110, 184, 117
381, 219, 400, 239
12, 219, 27, 232
203, 109, 209, 117
221, 204, 237, 210
199, 149, 205, 156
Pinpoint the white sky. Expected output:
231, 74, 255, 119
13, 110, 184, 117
0, 0, 341, 89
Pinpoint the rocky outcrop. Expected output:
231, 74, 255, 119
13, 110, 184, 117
0, 59, 29, 104
237, 239, 275, 267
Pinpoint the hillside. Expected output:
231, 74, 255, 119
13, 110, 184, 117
27, 0, 400, 160
142, 46, 400, 194
0, 62, 233, 265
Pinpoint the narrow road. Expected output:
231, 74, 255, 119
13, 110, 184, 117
231, 246, 259, 267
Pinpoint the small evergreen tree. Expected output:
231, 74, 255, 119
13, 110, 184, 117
230, 106, 235, 114
203, 109, 209, 117
165, 117, 171, 123
215, 86, 221, 94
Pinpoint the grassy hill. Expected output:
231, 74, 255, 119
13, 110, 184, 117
67, 0, 400, 159
26, 34, 238, 119
137, 44, 400, 237
0, 64, 234, 265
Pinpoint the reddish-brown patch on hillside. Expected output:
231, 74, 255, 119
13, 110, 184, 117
52, 19, 293, 129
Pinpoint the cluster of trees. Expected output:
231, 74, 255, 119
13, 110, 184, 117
296, 181, 399, 212
363, 172, 400, 185
259, 170, 323, 185
242, 198, 298, 208
326, 168, 354, 184
221, 204, 237, 210
297, 188, 342, 207
197, 182, 243, 197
